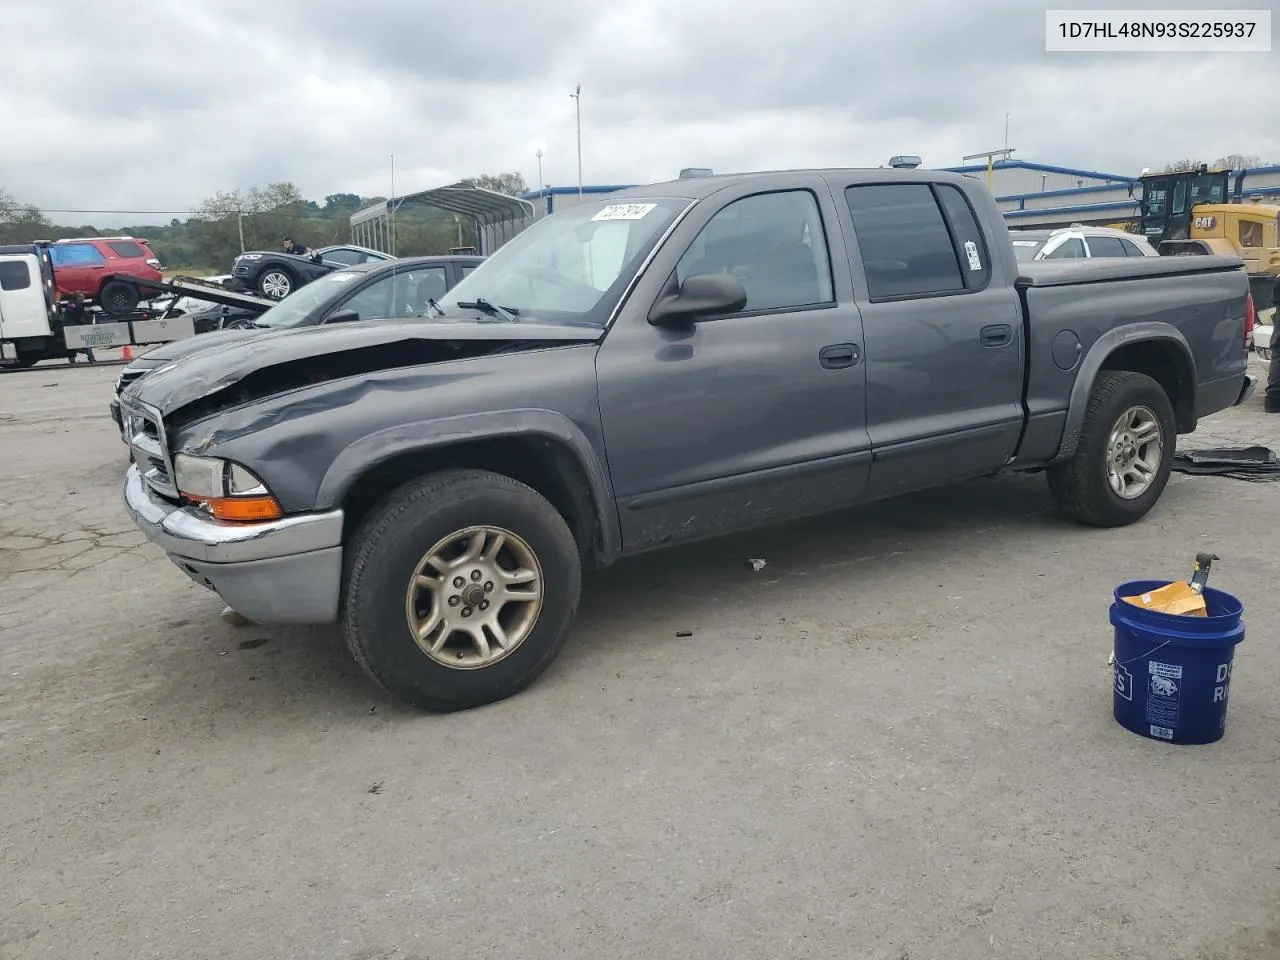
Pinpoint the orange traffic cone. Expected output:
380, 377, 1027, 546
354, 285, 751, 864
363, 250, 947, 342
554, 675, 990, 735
121, 345, 134, 361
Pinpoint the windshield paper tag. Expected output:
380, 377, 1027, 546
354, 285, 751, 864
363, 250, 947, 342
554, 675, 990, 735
591, 203, 657, 222
964, 240, 982, 271
1011, 240, 1040, 246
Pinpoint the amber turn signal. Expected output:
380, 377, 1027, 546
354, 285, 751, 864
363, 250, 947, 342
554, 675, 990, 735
207, 495, 283, 522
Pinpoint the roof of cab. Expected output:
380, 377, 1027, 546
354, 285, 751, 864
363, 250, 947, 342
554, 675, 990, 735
607, 167, 984, 201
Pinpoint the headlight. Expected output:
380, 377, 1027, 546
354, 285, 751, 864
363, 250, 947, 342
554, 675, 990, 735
238, 254, 263, 261
173, 454, 282, 522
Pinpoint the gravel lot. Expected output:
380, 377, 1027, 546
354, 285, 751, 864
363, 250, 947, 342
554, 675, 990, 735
2, 357, 1278, 960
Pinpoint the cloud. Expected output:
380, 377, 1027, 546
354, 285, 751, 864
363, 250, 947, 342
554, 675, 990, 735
0, 0, 1275, 227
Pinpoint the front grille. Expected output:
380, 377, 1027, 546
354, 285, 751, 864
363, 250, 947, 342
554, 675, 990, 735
115, 368, 144, 395
121, 399, 179, 500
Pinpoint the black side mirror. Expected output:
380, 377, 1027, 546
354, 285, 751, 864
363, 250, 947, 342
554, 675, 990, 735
323, 309, 359, 325
648, 273, 748, 327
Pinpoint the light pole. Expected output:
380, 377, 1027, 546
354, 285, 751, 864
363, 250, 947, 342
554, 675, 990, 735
569, 84, 582, 199
535, 148, 544, 212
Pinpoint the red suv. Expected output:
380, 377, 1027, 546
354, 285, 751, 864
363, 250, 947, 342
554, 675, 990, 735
49, 236, 163, 315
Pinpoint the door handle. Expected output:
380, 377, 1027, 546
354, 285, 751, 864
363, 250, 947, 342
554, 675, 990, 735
980, 324, 1013, 348
819, 343, 860, 369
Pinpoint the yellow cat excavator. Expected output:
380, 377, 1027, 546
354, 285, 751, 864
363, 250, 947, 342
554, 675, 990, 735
1133, 164, 1280, 319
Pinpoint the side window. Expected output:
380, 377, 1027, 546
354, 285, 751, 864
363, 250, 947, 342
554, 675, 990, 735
336, 268, 449, 321
0, 261, 32, 291
106, 240, 146, 258
360, 251, 386, 264
845, 183, 963, 299
335, 274, 395, 320
324, 248, 363, 266
1046, 237, 1086, 259
50, 243, 107, 266
1118, 238, 1146, 257
935, 184, 991, 290
676, 189, 833, 312
460, 264, 478, 277
1171, 180, 1188, 216
1085, 236, 1127, 258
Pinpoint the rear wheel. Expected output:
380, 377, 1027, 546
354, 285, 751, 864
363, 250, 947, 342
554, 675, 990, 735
257, 268, 294, 299
99, 280, 140, 316
1048, 371, 1176, 527
341, 469, 582, 711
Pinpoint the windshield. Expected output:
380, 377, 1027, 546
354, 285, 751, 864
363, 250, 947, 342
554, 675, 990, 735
1011, 237, 1048, 262
435, 197, 691, 326
252, 271, 363, 327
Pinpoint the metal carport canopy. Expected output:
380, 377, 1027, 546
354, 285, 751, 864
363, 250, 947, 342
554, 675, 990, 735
350, 182, 536, 227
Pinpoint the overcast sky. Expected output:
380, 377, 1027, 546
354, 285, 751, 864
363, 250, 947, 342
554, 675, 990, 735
1, 0, 1276, 226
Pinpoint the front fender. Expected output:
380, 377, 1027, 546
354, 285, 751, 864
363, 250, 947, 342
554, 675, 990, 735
1054, 322, 1196, 462
313, 407, 622, 558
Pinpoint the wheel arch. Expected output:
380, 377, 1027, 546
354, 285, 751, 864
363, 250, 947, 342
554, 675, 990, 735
316, 410, 622, 567
1055, 324, 1196, 462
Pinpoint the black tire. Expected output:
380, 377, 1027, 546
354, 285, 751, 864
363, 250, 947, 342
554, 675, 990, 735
256, 266, 295, 299
1047, 371, 1176, 527
99, 280, 140, 316
341, 469, 582, 711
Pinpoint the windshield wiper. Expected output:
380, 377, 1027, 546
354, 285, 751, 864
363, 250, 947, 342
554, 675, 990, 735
456, 298, 520, 322
424, 297, 445, 318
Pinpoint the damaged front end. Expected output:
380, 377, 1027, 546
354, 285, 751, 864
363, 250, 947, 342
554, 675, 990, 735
119, 318, 605, 626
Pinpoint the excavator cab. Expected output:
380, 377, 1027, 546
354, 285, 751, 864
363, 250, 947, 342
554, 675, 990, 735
1137, 165, 1230, 244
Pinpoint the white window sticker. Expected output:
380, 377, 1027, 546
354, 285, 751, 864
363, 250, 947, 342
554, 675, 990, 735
1011, 240, 1040, 247
591, 203, 657, 222
964, 240, 983, 271
327, 273, 357, 282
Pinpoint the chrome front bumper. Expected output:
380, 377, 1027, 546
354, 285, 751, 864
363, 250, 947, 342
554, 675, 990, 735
123, 464, 345, 624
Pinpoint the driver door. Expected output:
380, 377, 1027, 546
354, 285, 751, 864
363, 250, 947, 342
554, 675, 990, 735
594, 179, 872, 552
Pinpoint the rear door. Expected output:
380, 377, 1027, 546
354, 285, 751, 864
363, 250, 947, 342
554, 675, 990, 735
838, 180, 1025, 500
1084, 235, 1129, 259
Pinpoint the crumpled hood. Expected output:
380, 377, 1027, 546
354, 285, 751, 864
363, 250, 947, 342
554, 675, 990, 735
121, 318, 603, 416
130, 326, 263, 366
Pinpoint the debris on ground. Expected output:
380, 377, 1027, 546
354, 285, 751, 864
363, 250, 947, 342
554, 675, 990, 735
676, 630, 693, 638
747, 558, 767, 572
1172, 446, 1280, 481
219, 606, 253, 627
367, 781, 384, 795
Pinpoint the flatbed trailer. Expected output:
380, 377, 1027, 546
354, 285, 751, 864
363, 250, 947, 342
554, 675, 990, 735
1, 253, 278, 367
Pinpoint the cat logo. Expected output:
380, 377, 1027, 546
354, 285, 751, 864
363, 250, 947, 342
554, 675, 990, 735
1193, 216, 1217, 231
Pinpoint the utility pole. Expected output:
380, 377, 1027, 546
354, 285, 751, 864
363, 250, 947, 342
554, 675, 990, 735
236, 207, 245, 253
1004, 112, 1010, 152
570, 85, 583, 199
535, 148, 544, 211
389, 153, 396, 257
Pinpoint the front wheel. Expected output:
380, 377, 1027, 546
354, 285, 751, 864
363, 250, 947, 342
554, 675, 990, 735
1047, 371, 1176, 527
341, 469, 582, 711
257, 268, 294, 299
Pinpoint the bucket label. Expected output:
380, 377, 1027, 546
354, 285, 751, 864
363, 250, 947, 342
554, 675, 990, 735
1146, 660, 1182, 730
1114, 663, 1134, 701
1214, 662, 1233, 704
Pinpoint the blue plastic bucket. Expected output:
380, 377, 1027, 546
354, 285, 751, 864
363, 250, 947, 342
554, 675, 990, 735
1110, 579, 1246, 745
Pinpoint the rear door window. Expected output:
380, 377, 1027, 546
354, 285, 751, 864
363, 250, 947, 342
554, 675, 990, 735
845, 183, 964, 299
934, 184, 990, 290
1118, 238, 1147, 257
1085, 236, 1128, 258
323, 248, 364, 265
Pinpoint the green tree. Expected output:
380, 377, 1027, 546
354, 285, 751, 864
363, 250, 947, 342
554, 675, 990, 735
0, 187, 54, 244
463, 172, 528, 196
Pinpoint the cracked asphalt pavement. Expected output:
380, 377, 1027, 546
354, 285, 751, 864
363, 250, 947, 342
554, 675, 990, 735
2, 358, 1279, 960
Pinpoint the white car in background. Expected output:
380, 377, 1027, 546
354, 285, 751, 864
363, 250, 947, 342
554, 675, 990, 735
1010, 226, 1158, 262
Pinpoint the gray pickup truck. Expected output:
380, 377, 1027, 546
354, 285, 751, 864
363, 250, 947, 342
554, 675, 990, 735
120, 168, 1255, 711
